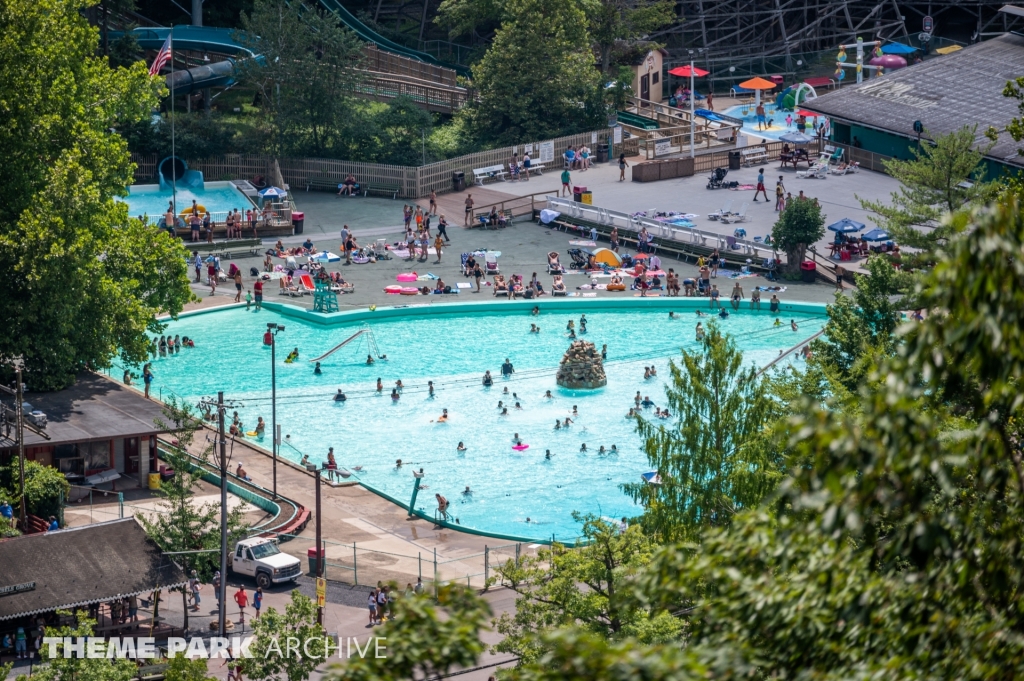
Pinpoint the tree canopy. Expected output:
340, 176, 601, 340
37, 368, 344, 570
0, 0, 192, 390
770, 196, 825, 276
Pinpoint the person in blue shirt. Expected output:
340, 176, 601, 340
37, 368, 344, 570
0, 501, 12, 520
754, 167, 768, 202
47, 516, 59, 531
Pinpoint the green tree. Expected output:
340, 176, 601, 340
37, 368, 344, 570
492, 516, 681, 665
141, 400, 248, 629
587, 0, 673, 75
33, 616, 138, 681
622, 322, 785, 543
0, 0, 193, 391
374, 96, 435, 165
164, 655, 217, 681
461, 0, 604, 144
859, 125, 995, 268
808, 254, 906, 394
238, 592, 326, 681
0, 458, 70, 520
770, 196, 825, 277
235, 0, 366, 157
326, 585, 490, 681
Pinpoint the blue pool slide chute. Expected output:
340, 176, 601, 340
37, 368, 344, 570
158, 156, 204, 191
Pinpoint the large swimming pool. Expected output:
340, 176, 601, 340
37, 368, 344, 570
135, 300, 826, 542
122, 182, 254, 223
723, 105, 826, 142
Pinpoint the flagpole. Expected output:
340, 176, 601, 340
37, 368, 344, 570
689, 57, 695, 159
170, 28, 176, 216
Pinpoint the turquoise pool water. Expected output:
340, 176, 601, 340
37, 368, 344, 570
723, 105, 824, 142
138, 302, 826, 541
122, 182, 253, 222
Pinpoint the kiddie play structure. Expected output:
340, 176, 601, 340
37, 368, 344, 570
832, 37, 907, 84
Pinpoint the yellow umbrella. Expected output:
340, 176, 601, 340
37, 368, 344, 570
738, 77, 776, 108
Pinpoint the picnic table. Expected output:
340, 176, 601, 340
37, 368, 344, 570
779, 150, 814, 169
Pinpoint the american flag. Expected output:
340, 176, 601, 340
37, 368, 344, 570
148, 32, 172, 76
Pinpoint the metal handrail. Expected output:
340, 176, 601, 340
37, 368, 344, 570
756, 329, 826, 377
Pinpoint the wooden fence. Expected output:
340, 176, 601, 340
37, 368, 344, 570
130, 128, 639, 200
359, 76, 468, 114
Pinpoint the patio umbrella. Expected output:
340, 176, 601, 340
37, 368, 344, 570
882, 42, 917, 54
668, 65, 709, 77
797, 109, 821, 118
670, 64, 710, 158
258, 186, 287, 198
779, 132, 815, 144
861, 228, 891, 241
827, 218, 866, 233
738, 77, 777, 109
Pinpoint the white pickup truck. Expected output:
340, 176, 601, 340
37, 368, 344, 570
229, 538, 302, 589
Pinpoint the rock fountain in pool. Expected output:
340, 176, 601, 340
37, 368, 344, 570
556, 340, 607, 389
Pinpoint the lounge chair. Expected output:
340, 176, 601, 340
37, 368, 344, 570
298, 273, 316, 294
547, 251, 564, 274
707, 199, 733, 221
492, 275, 508, 296
721, 202, 749, 224
552, 275, 567, 296
796, 164, 828, 179
485, 258, 499, 275
278, 277, 301, 297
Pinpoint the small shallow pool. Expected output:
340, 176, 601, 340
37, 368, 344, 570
122, 182, 253, 223
723, 105, 826, 142
133, 301, 826, 542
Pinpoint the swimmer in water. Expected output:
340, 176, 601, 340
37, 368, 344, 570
514, 402, 522, 410
530, 324, 538, 333
314, 362, 322, 375
391, 388, 400, 401
580, 443, 587, 452
428, 381, 435, 397
791, 319, 799, 331
525, 517, 531, 523
497, 400, 504, 409
572, 405, 578, 416
564, 417, 573, 426
649, 366, 657, 377
696, 310, 706, 317
512, 433, 522, 444
627, 408, 635, 418
611, 445, 617, 452
366, 354, 375, 365
513, 392, 518, 399
554, 420, 561, 430
287, 347, 299, 362
301, 454, 310, 466
457, 442, 466, 452
500, 407, 508, 416
463, 486, 472, 495
545, 449, 552, 459
568, 329, 576, 339
644, 367, 651, 379
531, 306, 539, 315
334, 389, 347, 402
395, 459, 403, 468
696, 322, 705, 341
669, 311, 677, 319
544, 390, 553, 398
483, 370, 493, 386
598, 445, 606, 454
395, 379, 404, 391
774, 318, 782, 327
433, 409, 449, 423
376, 378, 383, 392
567, 320, 574, 331
634, 391, 642, 406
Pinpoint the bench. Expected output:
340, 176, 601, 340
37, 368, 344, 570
473, 165, 508, 186
473, 208, 513, 229
363, 184, 400, 199
520, 163, 546, 176
741, 147, 769, 167
803, 76, 837, 90
184, 239, 264, 259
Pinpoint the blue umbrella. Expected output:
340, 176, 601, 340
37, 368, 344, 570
882, 42, 917, 55
827, 218, 866, 233
862, 228, 892, 242
779, 132, 815, 144
258, 186, 287, 198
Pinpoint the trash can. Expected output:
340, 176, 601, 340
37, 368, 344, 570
596, 143, 609, 163
148, 473, 160, 491
728, 151, 741, 171
800, 260, 817, 283
307, 547, 325, 576
452, 171, 466, 192
291, 211, 304, 235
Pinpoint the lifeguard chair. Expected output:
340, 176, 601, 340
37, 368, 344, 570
312, 278, 338, 313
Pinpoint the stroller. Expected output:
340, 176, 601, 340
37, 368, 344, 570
707, 167, 729, 190
567, 248, 590, 269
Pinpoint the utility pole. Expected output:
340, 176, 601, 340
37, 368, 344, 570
201, 390, 238, 638
316, 466, 323, 625
266, 324, 284, 499
15, 369, 25, 530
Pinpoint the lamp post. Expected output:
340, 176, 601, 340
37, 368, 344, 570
306, 462, 324, 626
265, 323, 285, 498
